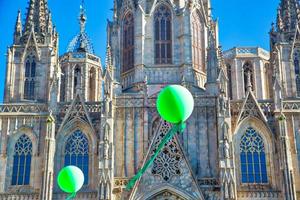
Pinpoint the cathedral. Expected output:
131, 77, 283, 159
0, 0, 300, 199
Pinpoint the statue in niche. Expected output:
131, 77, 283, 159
219, 90, 227, 114
223, 138, 230, 159
103, 123, 110, 159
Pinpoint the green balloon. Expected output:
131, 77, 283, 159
57, 166, 84, 194
157, 85, 194, 124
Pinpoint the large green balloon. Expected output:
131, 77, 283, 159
157, 85, 194, 124
57, 166, 84, 194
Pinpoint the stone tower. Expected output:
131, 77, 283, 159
0, 0, 300, 199
0, 0, 59, 199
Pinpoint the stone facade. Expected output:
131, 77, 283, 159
0, 0, 299, 200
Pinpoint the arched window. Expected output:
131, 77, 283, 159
74, 66, 81, 96
89, 68, 96, 101
24, 55, 36, 100
226, 64, 233, 99
65, 130, 89, 185
122, 12, 134, 73
154, 5, 172, 64
12, 134, 32, 185
192, 12, 205, 72
294, 53, 300, 96
240, 127, 268, 184
60, 68, 66, 102
243, 62, 255, 93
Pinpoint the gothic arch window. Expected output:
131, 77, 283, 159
64, 130, 89, 185
74, 66, 81, 96
240, 127, 268, 184
294, 53, 300, 96
24, 55, 36, 100
89, 68, 96, 101
192, 11, 205, 72
154, 5, 172, 64
60, 68, 66, 102
122, 12, 134, 73
11, 134, 32, 185
243, 61, 255, 93
226, 64, 233, 99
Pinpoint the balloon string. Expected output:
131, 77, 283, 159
126, 122, 186, 191
66, 192, 76, 200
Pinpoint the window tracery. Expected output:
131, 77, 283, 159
122, 12, 134, 73
240, 127, 268, 184
154, 5, 172, 64
24, 55, 36, 100
64, 130, 89, 185
192, 12, 205, 72
12, 134, 32, 185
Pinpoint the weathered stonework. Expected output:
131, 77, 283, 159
0, 0, 300, 200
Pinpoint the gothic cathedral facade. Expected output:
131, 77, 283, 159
0, 0, 300, 199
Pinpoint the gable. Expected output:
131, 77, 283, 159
129, 120, 204, 200
58, 91, 95, 134
236, 91, 267, 127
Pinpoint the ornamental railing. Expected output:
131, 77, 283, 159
0, 103, 48, 116
0, 193, 39, 200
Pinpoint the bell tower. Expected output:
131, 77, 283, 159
4, 0, 59, 103
108, 0, 215, 92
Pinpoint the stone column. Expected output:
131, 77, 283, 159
39, 115, 56, 200
277, 113, 297, 200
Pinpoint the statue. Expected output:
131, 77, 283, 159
223, 138, 230, 159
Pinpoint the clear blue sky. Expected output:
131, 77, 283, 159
0, 0, 280, 102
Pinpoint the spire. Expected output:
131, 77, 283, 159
277, 0, 300, 32
79, 0, 87, 33
207, 29, 218, 83
24, 0, 50, 34
14, 10, 22, 43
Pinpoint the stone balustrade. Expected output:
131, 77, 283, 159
0, 193, 39, 200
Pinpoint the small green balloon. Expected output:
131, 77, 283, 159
157, 85, 194, 124
57, 166, 84, 194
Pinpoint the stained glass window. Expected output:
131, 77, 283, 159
154, 5, 172, 64
240, 127, 268, 184
122, 12, 134, 73
12, 134, 32, 185
24, 55, 36, 100
64, 130, 89, 185
192, 12, 205, 72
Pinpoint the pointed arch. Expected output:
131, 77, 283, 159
141, 186, 197, 200
240, 127, 267, 183
24, 54, 36, 100
122, 11, 135, 73
233, 117, 275, 187
6, 128, 38, 188
154, 4, 172, 64
11, 134, 33, 185
55, 119, 97, 189
64, 130, 89, 185
191, 10, 205, 72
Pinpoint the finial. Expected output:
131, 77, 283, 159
79, 0, 87, 33
246, 70, 252, 92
